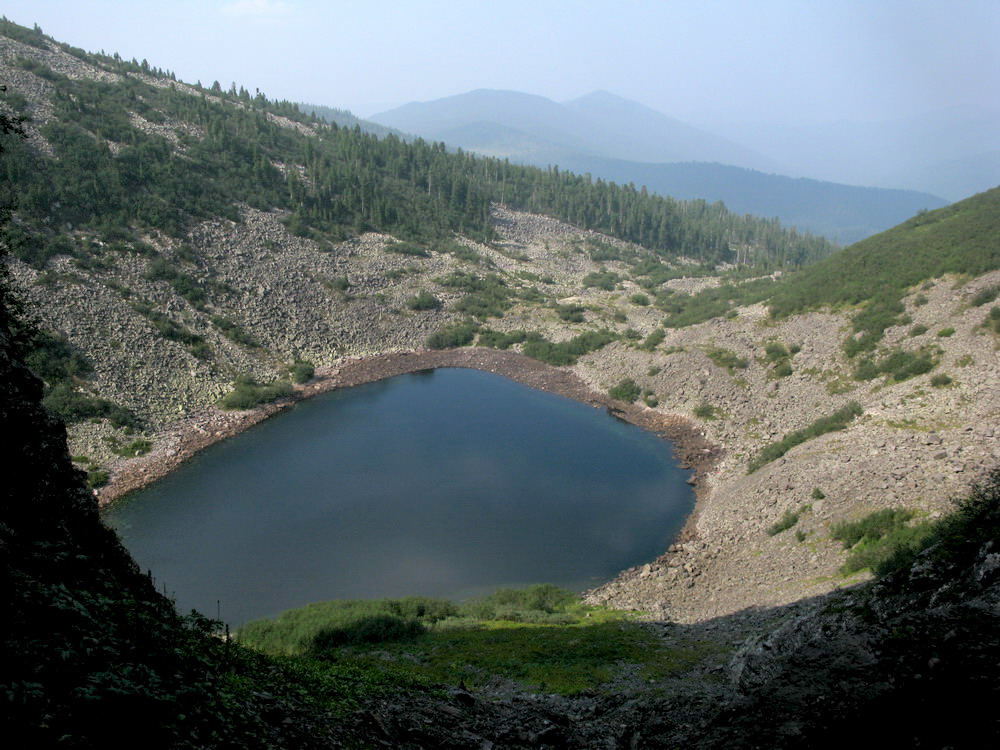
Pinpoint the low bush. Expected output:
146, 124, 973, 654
219, 375, 293, 410
638, 328, 665, 352
554, 303, 585, 322
854, 348, 936, 382
930, 373, 952, 387
970, 285, 999, 307
767, 508, 804, 536
581, 270, 620, 291
705, 346, 748, 372
210, 315, 259, 347
521, 329, 617, 366
476, 329, 528, 350
908, 324, 928, 337
693, 402, 719, 420
287, 360, 315, 384
748, 401, 863, 473
764, 341, 789, 362
608, 378, 641, 403
830, 508, 934, 576
630, 293, 650, 306
426, 320, 479, 349
386, 241, 430, 257
406, 290, 441, 311
42, 382, 139, 429
983, 306, 1000, 335
937, 327, 955, 337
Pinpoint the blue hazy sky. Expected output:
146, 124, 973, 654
3, 0, 998, 124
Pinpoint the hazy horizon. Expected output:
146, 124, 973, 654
4, 0, 997, 126
4, 1, 998, 198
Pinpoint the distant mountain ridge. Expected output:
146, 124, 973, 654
372, 88, 778, 171
370, 89, 949, 244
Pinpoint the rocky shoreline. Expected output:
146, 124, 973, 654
97, 348, 722, 518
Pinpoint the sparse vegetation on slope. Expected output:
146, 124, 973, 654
748, 401, 863, 473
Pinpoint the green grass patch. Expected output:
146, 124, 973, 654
748, 401, 863, 473
236, 585, 709, 696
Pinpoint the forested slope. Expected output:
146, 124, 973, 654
0, 18, 833, 272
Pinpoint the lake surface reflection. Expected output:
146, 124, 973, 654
105, 368, 693, 625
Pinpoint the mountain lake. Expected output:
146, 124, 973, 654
104, 368, 694, 625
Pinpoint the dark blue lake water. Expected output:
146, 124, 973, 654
105, 368, 693, 625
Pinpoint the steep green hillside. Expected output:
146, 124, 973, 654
768, 185, 1000, 353
769, 185, 1000, 316
655, 186, 1000, 347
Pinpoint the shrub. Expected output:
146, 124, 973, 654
936, 327, 955, 337
638, 328, 665, 352
908, 324, 928, 337
406, 290, 441, 311
694, 402, 719, 420
647, 365, 662, 376
210, 315, 259, 347
42, 382, 139, 429
705, 346, 748, 372
630, 293, 650, 306
521, 330, 617, 366
86, 469, 109, 489
581, 270, 620, 291
554, 303, 585, 322
458, 584, 576, 621
426, 320, 478, 349
772, 362, 793, 378
748, 401, 863, 473
855, 348, 936, 382
831, 508, 915, 549
287, 360, 315, 384
930, 373, 952, 387
970, 285, 999, 307
219, 375, 293, 410
912, 293, 929, 306
608, 378, 641, 403
811, 487, 826, 500
983, 306, 1000, 335
386, 241, 430, 257
476, 329, 527, 350
830, 508, 934, 576
767, 508, 802, 536
764, 341, 789, 362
